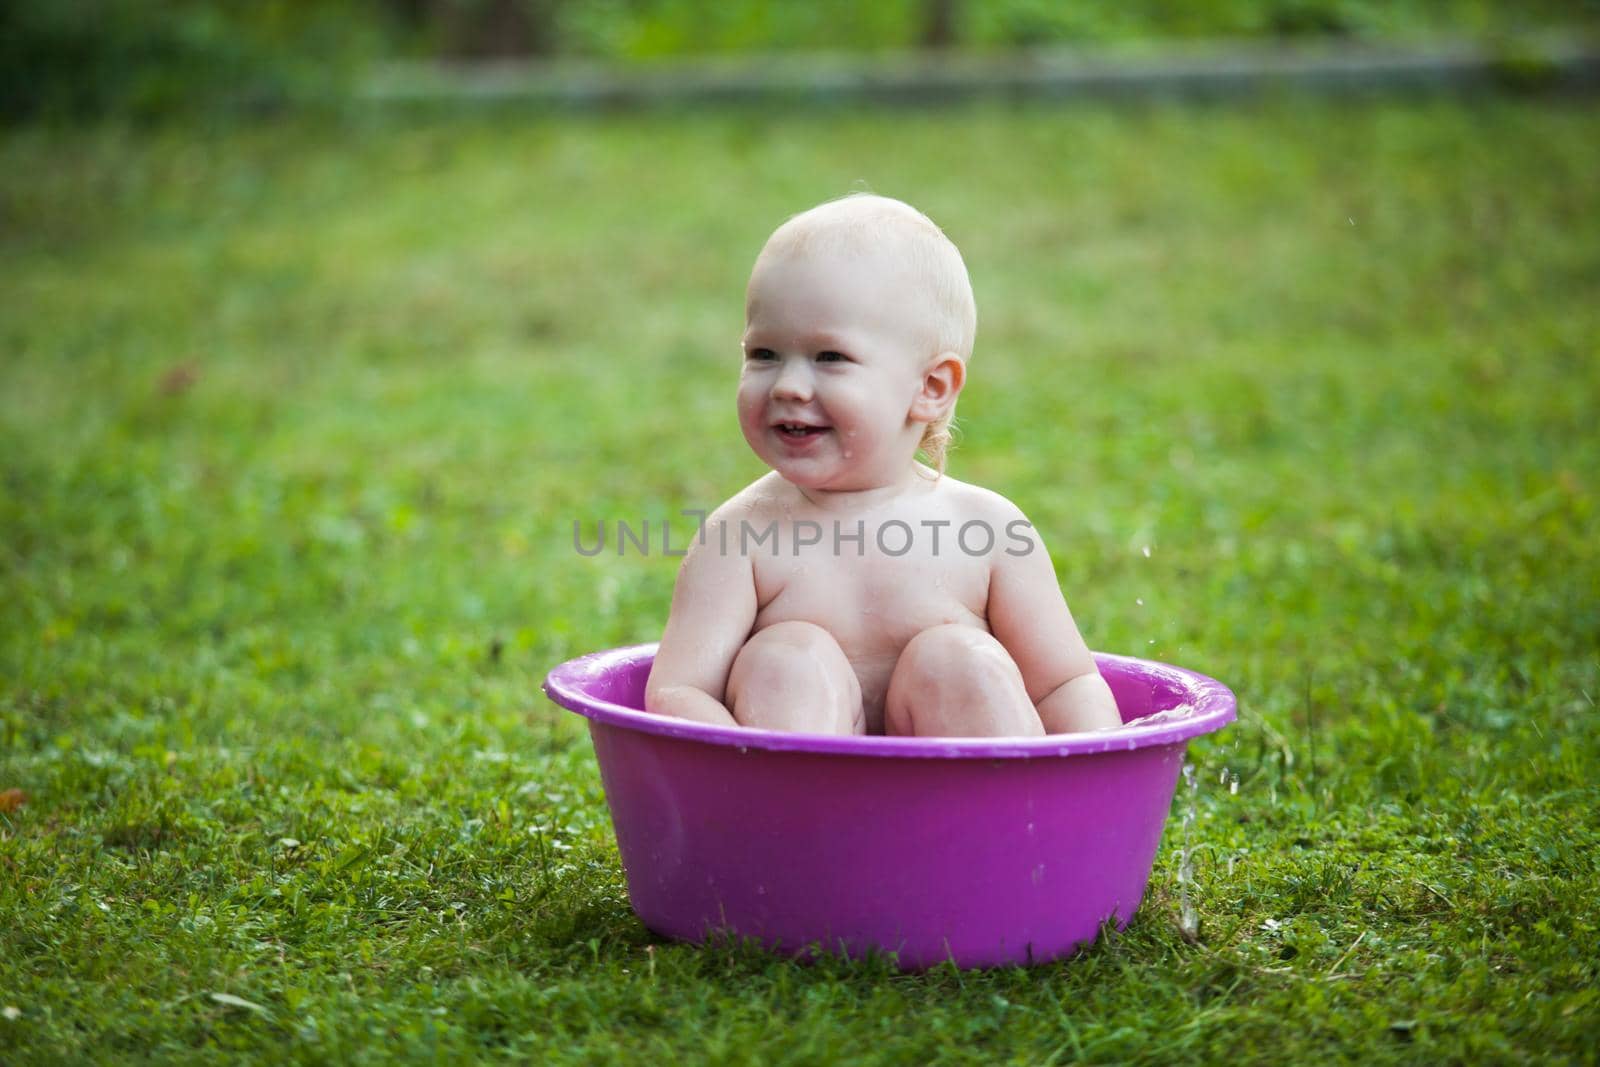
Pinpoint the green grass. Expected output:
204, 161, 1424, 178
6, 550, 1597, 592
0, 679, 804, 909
2, 97, 1598, 1063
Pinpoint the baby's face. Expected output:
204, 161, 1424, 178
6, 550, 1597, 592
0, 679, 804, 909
739, 246, 937, 492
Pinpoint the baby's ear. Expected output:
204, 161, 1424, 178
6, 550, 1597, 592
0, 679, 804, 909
909, 352, 965, 423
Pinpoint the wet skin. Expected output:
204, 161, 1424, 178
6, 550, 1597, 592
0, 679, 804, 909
646, 237, 1120, 737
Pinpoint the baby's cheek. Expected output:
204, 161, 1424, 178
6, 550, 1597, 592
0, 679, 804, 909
735, 408, 769, 455
736, 403, 763, 437
733, 396, 757, 429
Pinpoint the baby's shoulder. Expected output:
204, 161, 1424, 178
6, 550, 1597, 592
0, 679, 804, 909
673, 478, 786, 579
710, 472, 794, 524
689, 473, 796, 552
928, 474, 1031, 525
923, 476, 1044, 561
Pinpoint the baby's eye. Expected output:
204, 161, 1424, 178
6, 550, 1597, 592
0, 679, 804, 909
816, 350, 850, 363
746, 347, 778, 362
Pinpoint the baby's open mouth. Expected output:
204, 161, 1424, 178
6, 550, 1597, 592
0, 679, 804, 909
776, 423, 828, 439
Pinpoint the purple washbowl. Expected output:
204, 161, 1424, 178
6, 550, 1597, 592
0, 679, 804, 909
544, 644, 1234, 969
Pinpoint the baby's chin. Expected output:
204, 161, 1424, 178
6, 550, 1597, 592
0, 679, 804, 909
761, 459, 836, 489
769, 465, 905, 495
743, 434, 913, 494
747, 442, 834, 483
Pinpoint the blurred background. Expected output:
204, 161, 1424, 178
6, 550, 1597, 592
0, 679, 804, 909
3, 0, 1597, 751
5, 0, 1599, 118
3, 4, 1599, 1058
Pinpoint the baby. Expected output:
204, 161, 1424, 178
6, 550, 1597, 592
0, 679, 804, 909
645, 194, 1121, 737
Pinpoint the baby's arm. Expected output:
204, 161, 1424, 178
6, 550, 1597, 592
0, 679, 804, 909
644, 515, 757, 727
987, 507, 1122, 733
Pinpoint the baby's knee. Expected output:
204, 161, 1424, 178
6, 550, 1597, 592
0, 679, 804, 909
743, 619, 839, 655
727, 621, 860, 732
731, 621, 848, 684
895, 624, 1023, 694
887, 624, 1039, 738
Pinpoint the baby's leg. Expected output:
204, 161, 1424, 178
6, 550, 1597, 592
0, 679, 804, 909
884, 624, 1045, 738
725, 621, 865, 735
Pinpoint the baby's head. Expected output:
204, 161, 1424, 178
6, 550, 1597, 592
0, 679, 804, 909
742, 194, 976, 481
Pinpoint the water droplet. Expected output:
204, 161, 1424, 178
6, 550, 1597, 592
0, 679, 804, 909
1122, 702, 1195, 727
1177, 762, 1200, 941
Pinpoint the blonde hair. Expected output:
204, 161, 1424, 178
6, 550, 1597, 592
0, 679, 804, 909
751, 193, 976, 476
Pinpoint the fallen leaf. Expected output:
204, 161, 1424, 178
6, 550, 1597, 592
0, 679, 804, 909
159, 363, 200, 396
210, 992, 272, 1018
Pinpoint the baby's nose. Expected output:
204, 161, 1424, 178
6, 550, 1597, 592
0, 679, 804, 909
771, 359, 813, 400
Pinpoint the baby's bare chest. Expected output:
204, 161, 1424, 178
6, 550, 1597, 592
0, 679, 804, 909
750, 540, 991, 660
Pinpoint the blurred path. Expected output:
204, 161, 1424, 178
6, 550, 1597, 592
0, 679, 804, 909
363, 34, 1600, 108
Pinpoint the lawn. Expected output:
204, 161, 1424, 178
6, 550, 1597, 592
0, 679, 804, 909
2, 97, 1597, 1063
